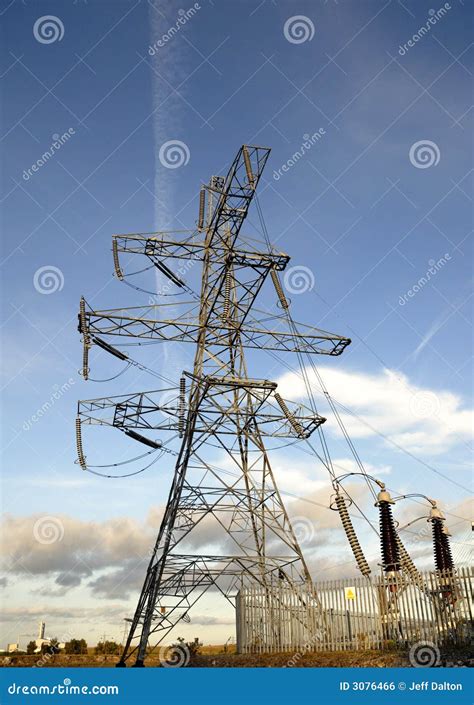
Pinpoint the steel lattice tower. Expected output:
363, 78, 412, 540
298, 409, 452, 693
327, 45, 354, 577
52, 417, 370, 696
75, 146, 351, 666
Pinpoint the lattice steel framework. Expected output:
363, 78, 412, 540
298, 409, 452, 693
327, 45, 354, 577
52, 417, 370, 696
76, 145, 352, 666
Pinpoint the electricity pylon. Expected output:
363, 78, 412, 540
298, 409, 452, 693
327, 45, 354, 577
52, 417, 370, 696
76, 145, 351, 666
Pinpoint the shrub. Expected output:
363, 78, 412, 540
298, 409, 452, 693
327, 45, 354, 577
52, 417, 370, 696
65, 638, 88, 655
95, 640, 120, 655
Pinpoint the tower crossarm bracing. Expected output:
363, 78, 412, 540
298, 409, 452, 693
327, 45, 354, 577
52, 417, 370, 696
80, 305, 350, 356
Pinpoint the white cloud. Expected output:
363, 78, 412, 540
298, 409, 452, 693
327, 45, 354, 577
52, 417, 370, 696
1, 605, 127, 623
190, 615, 234, 626
1, 512, 157, 599
276, 366, 473, 455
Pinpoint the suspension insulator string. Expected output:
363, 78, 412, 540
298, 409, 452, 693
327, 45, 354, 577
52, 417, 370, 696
178, 376, 186, 438
79, 297, 90, 381
197, 188, 206, 231
270, 269, 289, 310
242, 146, 255, 188
334, 493, 371, 577
222, 269, 231, 321
75, 417, 87, 470
112, 238, 124, 280
274, 393, 306, 438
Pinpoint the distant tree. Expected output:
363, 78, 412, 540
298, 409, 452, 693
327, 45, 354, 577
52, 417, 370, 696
26, 641, 36, 655
95, 640, 120, 655
41, 638, 60, 655
65, 638, 88, 655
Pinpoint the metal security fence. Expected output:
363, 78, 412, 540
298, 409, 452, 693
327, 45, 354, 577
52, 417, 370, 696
236, 567, 473, 654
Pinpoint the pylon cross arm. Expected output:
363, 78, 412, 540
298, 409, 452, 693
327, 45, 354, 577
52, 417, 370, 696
77, 385, 326, 440
80, 306, 350, 356
113, 234, 290, 271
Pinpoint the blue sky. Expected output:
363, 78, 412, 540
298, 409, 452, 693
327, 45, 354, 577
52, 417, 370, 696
1, 0, 472, 647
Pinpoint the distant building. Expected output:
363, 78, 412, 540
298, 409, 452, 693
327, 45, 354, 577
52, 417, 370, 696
4, 621, 66, 654
33, 620, 65, 653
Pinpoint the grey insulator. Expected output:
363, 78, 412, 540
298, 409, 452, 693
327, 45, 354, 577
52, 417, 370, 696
395, 532, 421, 583
178, 377, 186, 438
335, 494, 371, 577
274, 393, 305, 438
270, 270, 289, 310
75, 417, 86, 470
113, 239, 124, 280
242, 146, 255, 187
79, 297, 90, 380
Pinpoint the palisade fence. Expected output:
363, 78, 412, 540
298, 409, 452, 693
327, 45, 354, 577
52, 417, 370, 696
235, 567, 473, 654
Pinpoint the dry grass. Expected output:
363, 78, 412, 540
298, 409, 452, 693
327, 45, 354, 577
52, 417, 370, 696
3, 644, 471, 668
1, 648, 407, 668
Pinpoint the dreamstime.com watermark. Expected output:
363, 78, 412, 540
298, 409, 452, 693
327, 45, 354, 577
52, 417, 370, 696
33, 516, 65, 545
158, 643, 191, 667
284, 265, 315, 295
409, 641, 441, 667
33, 631, 74, 668
33, 15, 64, 44
398, 253, 451, 306
284, 630, 324, 667
23, 378, 75, 431
409, 390, 441, 419
290, 516, 316, 546
23, 129, 75, 180
409, 140, 440, 169
398, 4, 451, 56
273, 130, 326, 180
159, 140, 190, 169
33, 265, 65, 294
283, 15, 315, 44
7, 679, 119, 696
148, 4, 201, 55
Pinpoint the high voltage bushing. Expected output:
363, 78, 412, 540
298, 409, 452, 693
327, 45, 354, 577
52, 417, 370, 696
242, 146, 255, 188
334, 493, 371, 577
79, 297, 90, 381
432, 517, 454, 572
274, 393, 305, 438
270, 270, 289, 310
178, 377, 186, 438
197, 188, 206, 231
112, 239, 124, 280
75, 417, 86, 470
376, 489, 400, 574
